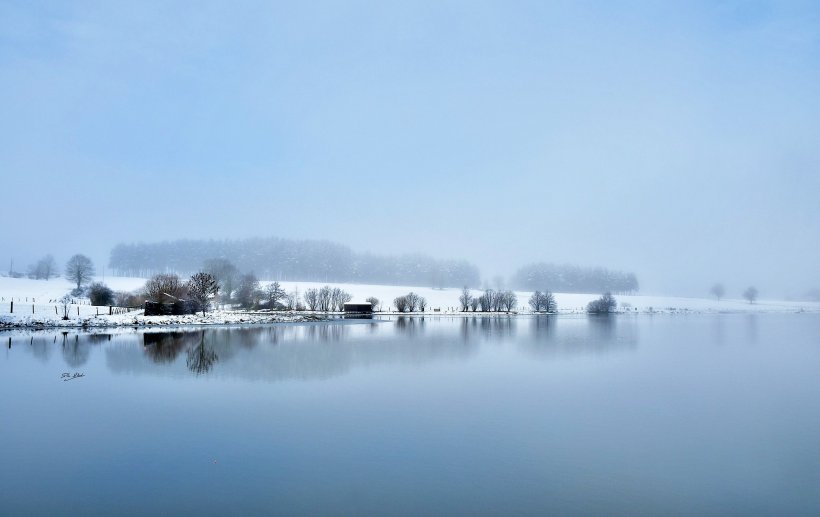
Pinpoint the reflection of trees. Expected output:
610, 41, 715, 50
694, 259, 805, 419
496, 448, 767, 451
395, 317, 425, 337
304, 323, 347, 343
457, 316, 515, 342
588, 314, 616, 341
62, 334, 91, 368
187, 332, 218, 375
143, 332, 196, 363
519, 315, 637, 358
531, 315, 556, 340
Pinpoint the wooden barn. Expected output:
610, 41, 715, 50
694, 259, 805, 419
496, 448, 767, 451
343, 302, 373, 316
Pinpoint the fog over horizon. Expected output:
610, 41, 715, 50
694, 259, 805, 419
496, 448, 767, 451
2, 1, 819, 298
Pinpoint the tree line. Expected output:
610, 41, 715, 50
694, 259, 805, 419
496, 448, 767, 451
108, 237, 480, 288
512, 263, 638, 294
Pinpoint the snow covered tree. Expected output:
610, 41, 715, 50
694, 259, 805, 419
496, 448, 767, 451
743, 286, 758, 304
64, 254, 94, 292
710, 283, 725, 301
144, 274, 187, 303
264, 281, 286, 309
187, 272, 219, 315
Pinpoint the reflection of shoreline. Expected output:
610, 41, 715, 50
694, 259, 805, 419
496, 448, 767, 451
518, 314, 639, 358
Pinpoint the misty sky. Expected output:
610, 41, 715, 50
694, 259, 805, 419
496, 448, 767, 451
1, 0, 819, 297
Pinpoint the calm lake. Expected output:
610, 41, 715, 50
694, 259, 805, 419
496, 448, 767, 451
2, 314, 819, 516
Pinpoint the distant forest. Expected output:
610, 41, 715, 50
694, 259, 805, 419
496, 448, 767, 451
109, 237, 481, 288
512, 263, 639, 294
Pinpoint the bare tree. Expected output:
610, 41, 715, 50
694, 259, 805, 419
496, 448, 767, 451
500, 290, 517, 311
144, 274, 187, 303
529, 291, 557, 312
303, 288, 319, 311
394, 295, 409, 312
418, 296, 427, 312
333, 289, 352, 311
285, 288, 299, 310
64, 254, 95, 292
264, 281, 286, 309
529, 291, 544, 311
710, 283, 725, 301
318, 286, 333, 311
187, 272, 219, 315
366, 297, 379, 311
405, 292, 420, 312
458, 287, 472, 312
469, 296, 480, 311
743, 286, 758, 304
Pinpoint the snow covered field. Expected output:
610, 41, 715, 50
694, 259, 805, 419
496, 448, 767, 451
1, 275, 817, 328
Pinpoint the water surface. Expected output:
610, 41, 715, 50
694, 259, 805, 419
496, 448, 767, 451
2, 314, 819, 515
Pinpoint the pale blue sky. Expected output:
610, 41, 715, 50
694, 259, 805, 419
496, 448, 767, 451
1, 0, 819, 296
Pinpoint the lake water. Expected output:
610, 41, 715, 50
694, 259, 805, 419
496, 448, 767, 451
2, 314, 819, 516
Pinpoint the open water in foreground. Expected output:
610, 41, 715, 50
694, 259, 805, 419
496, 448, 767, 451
1, 314, 819, 516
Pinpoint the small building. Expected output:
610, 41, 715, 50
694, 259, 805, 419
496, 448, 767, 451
343, 302, 373, 315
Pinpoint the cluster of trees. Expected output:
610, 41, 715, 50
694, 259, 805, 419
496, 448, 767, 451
393, 292, 427, 312
587, 292, 617, 314
109, 237, 480, 288
710, 283, 759, 304
303, 286, 352, 311
528, 291, 557, 312
457, 288, 517, 312
512, 263, 638, 294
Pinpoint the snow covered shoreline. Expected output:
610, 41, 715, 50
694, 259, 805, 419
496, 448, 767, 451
1, 275, 818, 329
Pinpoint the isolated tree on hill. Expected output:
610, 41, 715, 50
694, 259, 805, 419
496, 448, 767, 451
743, 286, 758, 304
459, 287, 473, 312
65, 254, 95, 291
265, 281, 286, 309
710, 283, 725, 301
88, 282, 114, 306
144, 273, 187, 303
187, 272, 219, 316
